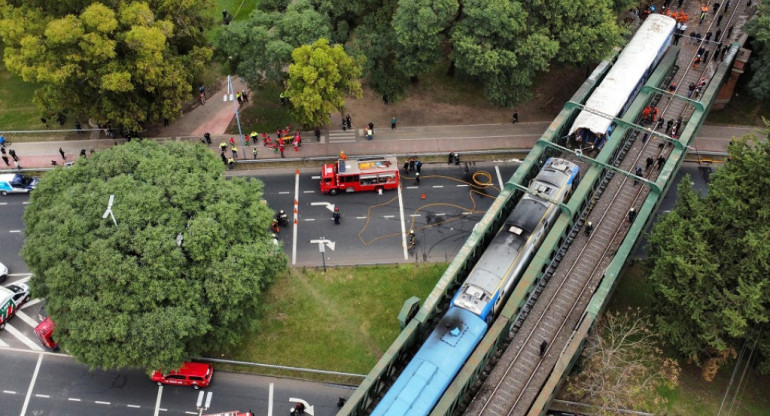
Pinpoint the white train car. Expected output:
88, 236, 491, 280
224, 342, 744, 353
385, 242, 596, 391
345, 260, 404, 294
569, 14, 676, 148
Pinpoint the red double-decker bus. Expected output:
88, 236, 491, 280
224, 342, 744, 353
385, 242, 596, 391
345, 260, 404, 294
320, 156, 400, 195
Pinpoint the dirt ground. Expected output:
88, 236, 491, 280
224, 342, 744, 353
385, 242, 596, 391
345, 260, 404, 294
337, 66, 588, 130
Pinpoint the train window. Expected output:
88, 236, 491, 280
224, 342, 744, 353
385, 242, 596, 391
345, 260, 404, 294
542, 263, 548, 273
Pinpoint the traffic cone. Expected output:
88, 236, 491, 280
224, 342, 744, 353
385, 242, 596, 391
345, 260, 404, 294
421, 192, 426, 200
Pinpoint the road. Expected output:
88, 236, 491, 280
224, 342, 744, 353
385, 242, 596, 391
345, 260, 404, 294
0, 349, 353, 416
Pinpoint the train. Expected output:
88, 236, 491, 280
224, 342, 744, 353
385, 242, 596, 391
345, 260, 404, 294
569, 14, 676, 151
371, 158, 580, 416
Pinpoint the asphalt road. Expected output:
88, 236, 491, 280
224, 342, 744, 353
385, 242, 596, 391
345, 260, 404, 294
0, 349, 354, 416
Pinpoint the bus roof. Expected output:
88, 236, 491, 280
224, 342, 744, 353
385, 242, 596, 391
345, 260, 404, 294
337, 156, 398, 175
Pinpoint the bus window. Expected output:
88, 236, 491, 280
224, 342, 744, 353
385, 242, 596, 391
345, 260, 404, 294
379, 174, 395, 183
361, 175, 377, 185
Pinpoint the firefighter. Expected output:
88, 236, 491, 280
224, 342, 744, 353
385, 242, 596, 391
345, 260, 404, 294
333, 207, 341, 225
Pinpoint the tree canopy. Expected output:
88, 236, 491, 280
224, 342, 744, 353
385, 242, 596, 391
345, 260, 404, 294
0, 0, 213, 131
647, 131, 770, 378
285, 38, 363, 128
745, 2, 770, 101
22, 140, 286, 371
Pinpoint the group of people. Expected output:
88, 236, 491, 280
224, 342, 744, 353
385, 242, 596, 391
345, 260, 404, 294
567, 128, 606, 153
0, 135, 21, 168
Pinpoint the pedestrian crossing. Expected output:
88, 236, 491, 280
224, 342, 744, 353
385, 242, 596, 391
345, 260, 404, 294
327, 130, 356, 143
1, 274, 46, 352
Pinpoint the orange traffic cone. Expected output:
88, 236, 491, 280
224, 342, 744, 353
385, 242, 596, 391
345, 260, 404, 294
421, 192, 426, 200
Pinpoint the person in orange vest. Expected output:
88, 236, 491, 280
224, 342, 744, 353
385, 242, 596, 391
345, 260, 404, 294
642, 107, 651, 122
340, 150, 347, 160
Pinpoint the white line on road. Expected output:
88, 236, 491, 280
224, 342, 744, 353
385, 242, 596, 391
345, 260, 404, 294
22, 201, 29, 205
21, 298, 42, 310
457, 184, 469, 187
4, 390, 16, 394
494, 165, 505, 190
185, 412, 197, 415
68, 398, 82, 402
4, 323, 43, 351
268, 382, 274, 416
278, 191, 291, 195
127, 404, 141, 408
432, 185, 444, 188
292, 170, 299, 266
304, 218, 315, 221
398, 185, 408, 260
34, 394, 48, 398
384, 215, 395, 219
9, 230, 21, 233
436, 213, 446, 216
15, 310, 38, 328
153, 385, 164, 416
0, 202, 7, 205
95, 401, 111, 405
311, 175, 320, 179
406, 186, 418, 189
20, 355, 44, 416
410, 214, 421, 217
356, 216, 366, 219
303, 190, 315, 194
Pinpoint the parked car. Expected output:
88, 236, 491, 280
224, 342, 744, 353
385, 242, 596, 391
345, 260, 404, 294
0, 282, 30, 330
0, 173, 39, 195
34, 316, 59, 351
151, 362, 213, 389
0, 262, 8, 283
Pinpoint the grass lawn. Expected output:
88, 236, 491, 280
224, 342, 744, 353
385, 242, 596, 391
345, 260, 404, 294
214, 263, 446, 381
227, 82, 297, 134
706, 61, 770, 126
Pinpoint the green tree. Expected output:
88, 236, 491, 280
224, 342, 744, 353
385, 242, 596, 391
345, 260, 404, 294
647, 133, 770, 378
560, 309, 680, 415
745, 2, 770, 101
22, 141, 286, 371
450, 0, 558, 106
392, 0, 458, 77
285, 38, 363, 127
214, 0, 331, 89
0, 0, 213, 131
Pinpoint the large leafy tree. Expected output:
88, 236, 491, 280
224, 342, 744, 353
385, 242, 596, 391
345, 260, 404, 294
285, 38, 363, 128
450, 0, 558, 106
745, 2, 770, 101
647, 132, 770, 378
0, 0, 213, 131
214, 0, 332, 88
391, 0, 458, 77
22, 141, 286, 371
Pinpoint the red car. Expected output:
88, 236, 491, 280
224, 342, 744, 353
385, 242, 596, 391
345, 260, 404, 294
151, 362, 213, 389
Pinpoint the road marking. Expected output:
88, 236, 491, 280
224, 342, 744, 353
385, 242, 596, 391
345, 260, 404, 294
35, 394, 49, 398
95, 401, 111, 405
397, 184, 408, 260
356, 216, 366, 219
494, 165, 504, 189
21, 355, 44, 416
311, 175, 320, 179
292, 170, 300, 266
268, 382, 274, 416
278, 191, 291, 195
432, 185, 444, 188
22, 201, 29, 205
310, 202, 335, 212
9, 230, 21, 233
0, 338, 9, 347
3, 390, 16, 394
127, 404, 141, 408
0, 202, 7, 205
9, 273, 33, 278
457, 184, 469, 187
185, 412, 197, 415
406, 186, 418, 189
436, 213, 446, 216
304, 218, 315, 222
15, 310, 38, 328
68, 398, 82, 402
462, 212, 472, 215
303, 190, 315, 194
4, 323, 44, 350
153, 385, 163, 416
21, 298, 42, 309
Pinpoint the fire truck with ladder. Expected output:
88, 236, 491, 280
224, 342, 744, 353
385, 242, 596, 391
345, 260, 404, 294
320, 155, 399, 195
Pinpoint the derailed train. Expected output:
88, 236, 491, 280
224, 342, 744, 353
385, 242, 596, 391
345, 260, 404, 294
371, 158, 580, 416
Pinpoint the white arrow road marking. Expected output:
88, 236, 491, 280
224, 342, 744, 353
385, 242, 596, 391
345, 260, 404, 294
310, 202, 335, 212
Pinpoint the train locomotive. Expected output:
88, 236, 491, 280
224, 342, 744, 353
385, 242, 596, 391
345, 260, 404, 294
371, 158, 580, 416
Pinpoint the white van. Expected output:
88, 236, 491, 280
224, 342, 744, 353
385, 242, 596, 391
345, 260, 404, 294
0, 173, 39, 195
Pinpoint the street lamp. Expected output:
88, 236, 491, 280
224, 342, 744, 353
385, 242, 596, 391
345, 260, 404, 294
227, 75, 246, 159
102, 194, 118, 227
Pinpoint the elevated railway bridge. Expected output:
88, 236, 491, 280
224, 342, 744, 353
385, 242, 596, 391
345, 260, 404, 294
340, 5, 751, 416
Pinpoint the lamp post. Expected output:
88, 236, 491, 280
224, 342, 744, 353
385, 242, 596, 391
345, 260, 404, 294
227, 75, 246, 159
102, 194, 118, 227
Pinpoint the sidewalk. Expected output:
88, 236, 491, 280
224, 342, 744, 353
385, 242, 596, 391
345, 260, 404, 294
0, 120, 764, 172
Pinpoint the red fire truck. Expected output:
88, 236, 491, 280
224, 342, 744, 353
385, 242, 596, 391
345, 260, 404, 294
320, 156, 400, 195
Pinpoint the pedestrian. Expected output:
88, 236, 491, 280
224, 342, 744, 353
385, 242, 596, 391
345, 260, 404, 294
41, 117, 48, 128
675, 117, 683, 132
705, 31, 713, 42
539, 340, 547, 356
220, 142, 227, 152
250, 131, 258, 145
693, 56, 701, 69
204, 132, 212, 144
279, 142, 285, 158
403, 161, 409, 173
293, 138, 299, 152
646, 156, 654, 171
333, 207, 341, 225
703, 50, 710, 64
656, 117, 665, 130
315, 128, 321, 142
253, 147, 258, 159
713, 2, 720, 14
391, 117, 397, 129
1, 155, 8, 166
13, 160, 20, 170
220, 152, 227, 166
415, 172, 420, 184
717, 14, 723, 26
199, 84, 205, 97
228, 157, 234, 170
666, 119, 674, 134
642, 133, 650, 144
231, 144, 238, 158
584, 221, 593, 236
345, 114, 352, 129
9, 149, 18, 161
368, 121, 374, 131
633, 165, 643, 186
340, 151, 347, 160
1, 146, 5, 155
366, 128, 373, 140
236, 91, 242, 105
677, 0, 683, 7
415, 160, 422, 173
668, 83, 676, 93
512, 111, 519, 124
627, 208, 637, 223
657, 155, 666, 170
716, 29, 722, 41
727, 25, 734, 39
241, 90, 249, 102
409, 158, 415, 172
57, 147, 66, 160
382, 95, 388, 105
229, 137, 235, 146
75, 121, 83, 133
163, 118, 169, 127
80, 149, 87, 158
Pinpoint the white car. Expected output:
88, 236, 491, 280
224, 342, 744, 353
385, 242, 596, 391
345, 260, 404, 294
0, 262, 8, 283
6, 282, 31, 306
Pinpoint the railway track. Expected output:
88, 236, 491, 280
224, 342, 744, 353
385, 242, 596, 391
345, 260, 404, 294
461, 3, 752, 415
